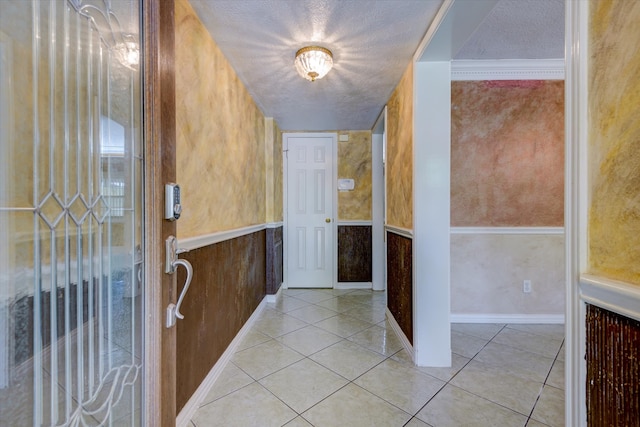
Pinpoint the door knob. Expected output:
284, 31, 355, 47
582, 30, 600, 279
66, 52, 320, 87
325, 218, 331, 223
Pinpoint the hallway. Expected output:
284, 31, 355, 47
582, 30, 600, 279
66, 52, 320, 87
188, 289, 565, 427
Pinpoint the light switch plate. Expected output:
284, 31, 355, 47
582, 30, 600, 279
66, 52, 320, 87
338, 178, 355, 191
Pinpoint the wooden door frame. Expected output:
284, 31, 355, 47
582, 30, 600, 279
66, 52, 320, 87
282, 132, 338, 289
143, 0, 176, 425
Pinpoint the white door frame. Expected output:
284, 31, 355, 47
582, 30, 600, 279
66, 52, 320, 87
411, 0, 499, 367
372, 109, 387, 292
282, 132, 338, 289
565, 1, 588, 425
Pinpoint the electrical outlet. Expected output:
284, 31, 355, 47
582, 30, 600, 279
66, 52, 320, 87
523, 280, 532, 293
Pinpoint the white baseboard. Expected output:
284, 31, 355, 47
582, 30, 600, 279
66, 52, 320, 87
386, 308, 413, 360
265, 285, 283, 303
335, 282, 372, 290
450, 313, 565, 324
176, 298, 267, 427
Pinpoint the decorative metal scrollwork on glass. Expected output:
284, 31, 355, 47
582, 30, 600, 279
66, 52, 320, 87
0, 0, 143, 425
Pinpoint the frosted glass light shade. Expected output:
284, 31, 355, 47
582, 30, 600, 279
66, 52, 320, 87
295, 46, 333, 82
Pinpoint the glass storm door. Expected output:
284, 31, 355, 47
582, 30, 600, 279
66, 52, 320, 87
0, 0, 144, 425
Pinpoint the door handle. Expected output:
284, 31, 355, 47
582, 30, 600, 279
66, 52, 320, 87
165, 236, 194, 328
325, 218, 331, 223
166, 258, 193, 328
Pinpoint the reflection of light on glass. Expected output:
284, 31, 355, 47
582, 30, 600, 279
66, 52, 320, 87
100, 116, 125, 156
115, 34, 139, 70
122, 41, 139, 68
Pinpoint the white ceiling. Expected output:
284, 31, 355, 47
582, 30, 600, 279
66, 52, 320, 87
455, 0, 564, 60
189, 0, 564, 131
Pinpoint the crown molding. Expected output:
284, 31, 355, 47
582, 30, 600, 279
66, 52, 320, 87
451, 59, 565, 81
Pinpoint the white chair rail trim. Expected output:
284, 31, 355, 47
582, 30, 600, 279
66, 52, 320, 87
385, 225, 413, 239
451, 227, 565, 235
178, 223, 282, 252
337, 220, 372, 226
580, 274, 640, 323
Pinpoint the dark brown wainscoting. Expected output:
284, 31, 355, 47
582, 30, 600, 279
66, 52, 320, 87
586, 304, 640, 426
266, 226, 283, 295
175, 230, 266, 412
338, 226, 372, 282
386, 232, 412, 344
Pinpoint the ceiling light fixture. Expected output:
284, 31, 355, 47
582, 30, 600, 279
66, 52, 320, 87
295, 46, 333, 82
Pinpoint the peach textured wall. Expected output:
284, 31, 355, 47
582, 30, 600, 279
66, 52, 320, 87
451, 80, 564, 227
175, 0, 266, 238
588, 1, 640, 285
386, 63, 413, 229
338, 131, 372, 221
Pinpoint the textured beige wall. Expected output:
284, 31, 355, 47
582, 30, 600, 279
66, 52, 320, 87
175, 0, 266, 237
265, 119, 275, 222
265, 118, 283, 223
283, 130, 372, 222
274, 126, 283, 222
386, 63, 413, 229
588, 0, 640, 285
338, 131, 372, 221
451, 80, 564, 227
451, 234, 565, 314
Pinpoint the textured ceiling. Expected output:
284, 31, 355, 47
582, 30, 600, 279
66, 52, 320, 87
454, 0, 564, 59
189, 0, 564, 131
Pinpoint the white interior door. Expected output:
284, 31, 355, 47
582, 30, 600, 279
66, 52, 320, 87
285, 134, 336, 288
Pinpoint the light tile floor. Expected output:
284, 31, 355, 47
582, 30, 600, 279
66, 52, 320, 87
190, 289, 565, 427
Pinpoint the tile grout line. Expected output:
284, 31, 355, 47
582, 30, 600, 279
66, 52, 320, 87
522, 337, 567, 426
192, 290, 565, 426
409, 324, 510, 424
275, 291, 412, 425
249, 293, 394, 425
288, 293, 464, 425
